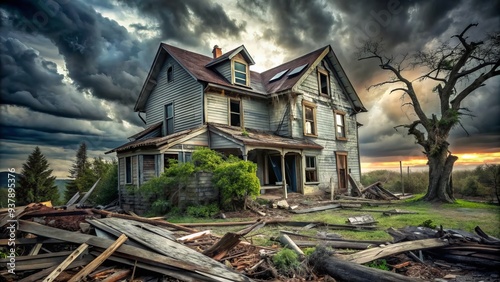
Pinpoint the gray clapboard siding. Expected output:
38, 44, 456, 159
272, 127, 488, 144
206, 92, 228, 124
242, 97, 270, 131
214, 62, 232, 83
210, 133, 242, 150
145, 55, 202, 133
269, 97, 290, 136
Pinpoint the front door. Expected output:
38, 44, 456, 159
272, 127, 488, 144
336, 152, 348, 194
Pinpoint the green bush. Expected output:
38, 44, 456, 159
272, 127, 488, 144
192, 148, 224, 172
186, 204, 219, 218
366, 259, 390, 271
462, 176, 482, 196
89, 161, 118, 205
273, 248, 300, 272
213, 160, 260, 210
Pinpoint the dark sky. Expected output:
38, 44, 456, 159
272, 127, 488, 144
1, 0, 499, 176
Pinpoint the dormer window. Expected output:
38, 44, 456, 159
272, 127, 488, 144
233, 60, 248, 86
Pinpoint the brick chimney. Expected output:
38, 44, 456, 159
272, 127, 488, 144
212, 45, 222, 59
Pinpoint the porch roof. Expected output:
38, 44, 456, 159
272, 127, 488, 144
105, 125, 207, 154
208, 123, 323, 150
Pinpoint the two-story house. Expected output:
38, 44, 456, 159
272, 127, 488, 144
107, 43, 367, 209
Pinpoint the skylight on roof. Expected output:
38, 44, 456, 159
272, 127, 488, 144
287, 63, 308, 77
269, 69, 289, 82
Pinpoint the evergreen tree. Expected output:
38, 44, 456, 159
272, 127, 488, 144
65, 142, 89, 201
18, 147, 59, 205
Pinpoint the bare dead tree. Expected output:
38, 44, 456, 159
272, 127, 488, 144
359, 24, 500, 203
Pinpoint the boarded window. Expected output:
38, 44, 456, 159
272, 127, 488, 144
234, 61, 247, 85
229, 99, 241, 127
305, 156, 318, 182
125, 156, 132, 184
165, 103, 174, 135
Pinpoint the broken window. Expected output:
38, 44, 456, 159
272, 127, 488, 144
125, 156, 132, 184
229, 99, 241, 127
318, 70, 329, 95
167, 66, 173, 82
335, 111, 347, 140
305, 156, 318, 182
303, 100, 317, 136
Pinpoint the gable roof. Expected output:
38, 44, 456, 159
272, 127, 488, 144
205, 45, 255, 67
135, 43, 366, 113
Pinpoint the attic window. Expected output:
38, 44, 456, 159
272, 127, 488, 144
167, 66, 173, 82
233, 61, 248, 86
318, 69, 329, 95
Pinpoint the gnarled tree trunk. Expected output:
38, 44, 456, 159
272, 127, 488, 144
423, 143, 458, 203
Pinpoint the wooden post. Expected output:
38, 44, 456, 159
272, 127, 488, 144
281, 153, 287, 199
399, 161, 404, 196
330, 177, 334, 201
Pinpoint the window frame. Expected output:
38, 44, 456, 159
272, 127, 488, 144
317, 68, 330, 96
232, 59, 249, 86
302, 100, 317, 137
167, 65, 173, 82
228, 98, 243, 127
125, 156, 132, 184
164, 102, 174, 136
305, 156, 318, 183
334, 110, 347, 141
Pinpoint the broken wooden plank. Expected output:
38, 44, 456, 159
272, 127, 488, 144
290, 204, 340, 214
337, 238, 449, 264
68, 234, 128, 282
348, 174, 363, 197
203, 232, 241, 260
77, 178, 101, 206
177, 230, 211, 243
18, 220, 251, 282
101, 269, 132, 282
92, 209, 197, 233
17, 257, 92, 282
28, 243, 43, 256
310, 246, 420, 282
65, 192, 80, 206
43, 243, 89, 282
279, 230, 385, 245
347, 214, 377, 225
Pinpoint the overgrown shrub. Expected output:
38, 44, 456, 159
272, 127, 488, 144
186, 204, 219, 218
366, 259, 390, 271
213, 160, 260, 210
89, 161, 118, 205
273, 248, 300, 272
462, 176, 482, 196
192, 148, 224, 172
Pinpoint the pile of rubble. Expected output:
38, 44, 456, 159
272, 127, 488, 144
2, 198, 499, 281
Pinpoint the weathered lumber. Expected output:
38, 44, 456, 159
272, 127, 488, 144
350, 208, 417, 215
330, 199, 394, 205
28, 243, 43, 256
17, 258, 92, 282
337, 238, 449, 264
19, 220, 252, 282
360, 181, 383, 193
347, 214, 377, 225
92, 209, 198, 233
43, 243, 89, 282
68, 234, 128, 282
293, 240, 376, 249
77, 178, 101, 206
279, 230, 386, 245
20, 209, 93, 219
348, 174, 363, 197
100, 269, 132, 282
475, 226, 500, 244
279, 234, 304, 256
290, 204, 340, 214
203, 232, 241, 260
65, 192, 80, 206
0, 237, 63, 246
309, 247, 421, 282
177, 230, 211, 243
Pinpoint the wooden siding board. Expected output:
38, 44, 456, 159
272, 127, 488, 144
214, 63, 232, 83
269, 97, 290, 136
206, 92, 228, 124
145, 56, 202, 133
242, 97, 270, 131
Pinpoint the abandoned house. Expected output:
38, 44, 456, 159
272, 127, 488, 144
107, 43, 367, 212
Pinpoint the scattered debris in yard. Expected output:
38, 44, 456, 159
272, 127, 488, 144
1, 197, 499, 281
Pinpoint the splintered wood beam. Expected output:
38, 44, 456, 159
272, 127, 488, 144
43, 243, 89, 282
177, 230, 211, 243
337, 238, 449, 264
68, 234, 128, 282
279, 234, 304, 256
100, 269, 132, 282
92, 209, 198, 233
203, 232, 241, 260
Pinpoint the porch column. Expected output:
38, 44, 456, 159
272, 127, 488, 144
281, 150, 287, 199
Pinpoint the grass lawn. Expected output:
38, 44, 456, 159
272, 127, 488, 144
168, 195, 500, 246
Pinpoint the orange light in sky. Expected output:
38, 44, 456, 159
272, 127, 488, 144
362, 152, 500, 171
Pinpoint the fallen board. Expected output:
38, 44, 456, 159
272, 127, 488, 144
290, 204, 341, 214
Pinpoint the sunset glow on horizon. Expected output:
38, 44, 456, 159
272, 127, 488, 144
361, 152, 500, 172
